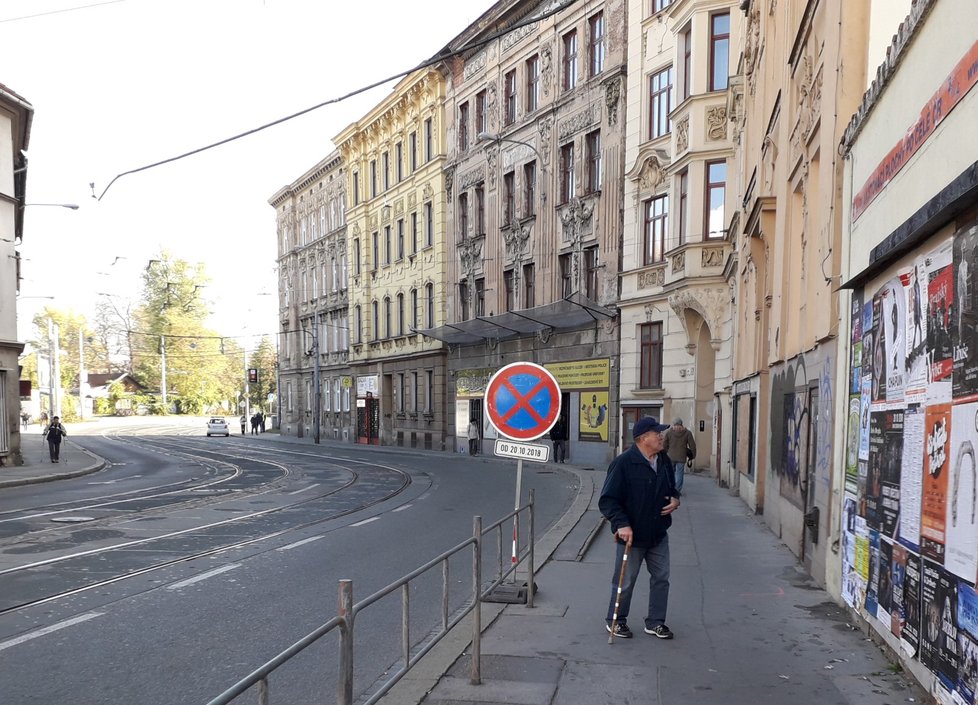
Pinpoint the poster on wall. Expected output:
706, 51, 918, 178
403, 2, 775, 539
859, 377, 872, 461
957, 581, 978, 702
900, 407, 924, 551
867, 409, 904, 536
846, 396, 861, 495
871, 295, 887, 403
877, 538, 894, 625
928, 240, 954, 401
923, 404, 952, 563
851, 291, 864, 394
922, 560, 943, 672
953, 224, 978, 402
936, 567, 960, 690
866, 529, 881, 617
842, 498, 865, 609
945, 401, 978, 581
902, 551, 922, 658
578, 391, 609, 442
891, 543, 908, 638
905, 260, 929, 403
876, 278, 908, 404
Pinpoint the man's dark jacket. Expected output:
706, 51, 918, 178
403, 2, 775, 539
599, 444, 678, 548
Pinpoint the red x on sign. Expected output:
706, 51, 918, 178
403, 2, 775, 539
484, 362, 561, 441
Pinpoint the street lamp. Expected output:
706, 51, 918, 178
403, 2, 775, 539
300, 316, 321, 445
23, 203, 80, 210
477, 132, 547, 204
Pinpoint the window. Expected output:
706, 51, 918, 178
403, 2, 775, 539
382, 152, 390, 191
370, 160, 377, 198
413, 372, 420, 414
559, 254, 573, 296
504, 70, 517, 125
425, 283, 434, 327
476, 90, 488, 135
384, 225, 392, 264
384, 296, 392, 338
458, 193, 469, 240
503, 171, 515, 225
586, 130, 601, 193
475, 278, 485, 315
682, 28, 692, 100
459, 280, 470, 320
589, 12, 605, 77
354, 238, 361, 274
424, 202, 433, 247
395, 142, 403, 182
476, 185, 485, 235
397, 373, 405, 413
331, 258, 338, 292
652, 0, 672, 13
644, 194, 669, 265
425, 370, 434, 413
504, 269, 515, 312
563, 30, 578, 91
640, 322, 664, 388
584, 247, 599, 299
709, 12, 730, 92
411, 212, 419, 253
355, 306, 363, 343
397, 293, 405, 335
372, 231, 379, 271
409, 132, 418, 172
397, 219, 405, 260
523, 162, 536, 216
559, 143, 575, 203
424, 117, 434, 161
678, 170, 688, 245
458, 102, 469, 151
706, 160, 727, 238
526, 55, 540, 112
649, 66, 673, 139
410, 288, 419, 328
324, 377, 331, 411
353, 171, 360, 205
371, 300, 379, 340
522, 263, 535, 308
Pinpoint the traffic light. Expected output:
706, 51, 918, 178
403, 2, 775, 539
248, 368, 258, 384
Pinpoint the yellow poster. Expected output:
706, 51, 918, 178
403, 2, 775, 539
545, 359, 610, 391
579, 391, 609, 442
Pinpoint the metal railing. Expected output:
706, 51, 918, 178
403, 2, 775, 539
205, 489, 535, 705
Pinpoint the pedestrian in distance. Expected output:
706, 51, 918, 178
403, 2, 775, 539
42, 415, 68, 463
599, 416, 681, 639
467, 417, 480, 456
39, 411, 48, 428
664, 418, 696, 494
239, 414, 247, 435
21, 411, 30, 429
259, 412, 266, 433
549, 416, 568, 463
250, 413, 259, 435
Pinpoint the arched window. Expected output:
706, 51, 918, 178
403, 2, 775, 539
384, 296, 392, 338
371, 301, 379, 341
355, 305, 362, 343
397, 293, 405, 335
425, 283, 435, 328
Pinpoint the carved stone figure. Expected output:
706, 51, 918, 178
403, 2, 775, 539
676, 117, 689, 152
707, 106, 727, 141
605, 77, 622, 126
638, 268, 665, 289
702, 247, 725, 268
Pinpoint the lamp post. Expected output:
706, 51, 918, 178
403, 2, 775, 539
477, 132, 547, 204
301, 316, 321, 445
23, 203, 80, 210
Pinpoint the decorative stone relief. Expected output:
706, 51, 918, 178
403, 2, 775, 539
408, 193, 417, 208
668, 287, 729, 349
368, 214, 378, 229
423, 183, 434, 201
540, 45, 553, 96
701, 247, 725, 268
464, 50, 488, 81
644, 303, 658, 321
676, 117, 689, 153
445, 166, 456, 200
638, 268, 665, 289
486, 145, 499, 191
503, 221, 532, 261
638, 155, 666, 194
394, 199, 404, 216
352, 223, 361, 237
502, 22, 536, 52
458, 167, 485, 192
458, 235, 483, 275
559, 107, 598, 142
672, 251, 685, 273
538, 117, 554, 166
604, 77, 622, 127
706, 106, 727, 141
559, 198, 594, 245
486, 83, 498, 133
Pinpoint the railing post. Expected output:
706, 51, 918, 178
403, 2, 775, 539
338, 579, 354, 705
257, 678, 269, 705
471, 515, 482, 686
527, 489, 535, 608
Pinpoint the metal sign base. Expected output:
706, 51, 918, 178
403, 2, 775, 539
483, 580, 537, 604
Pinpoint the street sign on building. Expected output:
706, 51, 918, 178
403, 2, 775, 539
484, 362, 561, 441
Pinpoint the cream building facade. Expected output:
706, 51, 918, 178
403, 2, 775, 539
431, 0, 623, 466
334, 70, 450, 449
0, 83, 31, 466
619, 0, 738, 465
271, 151, 354, 442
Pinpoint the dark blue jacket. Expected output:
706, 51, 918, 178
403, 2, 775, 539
599, 444, 678, 548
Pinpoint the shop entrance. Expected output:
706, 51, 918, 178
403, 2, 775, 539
356, 394, 380, 445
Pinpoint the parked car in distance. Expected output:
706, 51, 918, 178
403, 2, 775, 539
206, 417, 230, 437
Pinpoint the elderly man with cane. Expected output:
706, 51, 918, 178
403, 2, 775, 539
600, 416, 681, 639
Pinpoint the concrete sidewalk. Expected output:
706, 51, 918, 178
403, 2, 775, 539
416, 472, 929, 705
0, 425, 104, 489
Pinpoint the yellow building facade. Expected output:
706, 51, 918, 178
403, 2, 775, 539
334, 69, 450, 448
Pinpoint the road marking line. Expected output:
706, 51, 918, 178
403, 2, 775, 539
0, 612, 103, 652
350, 517, 379, 527
288, 484, 320, 495
276, 536, 324, 551
392, 504, 412, 512
166, 564, 240, 590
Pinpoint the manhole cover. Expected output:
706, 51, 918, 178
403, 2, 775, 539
50, 516, 96, 523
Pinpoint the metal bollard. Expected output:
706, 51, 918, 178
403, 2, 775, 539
527, 489, 535, 608
471, 515, 482, 685
338, 579, 354, 705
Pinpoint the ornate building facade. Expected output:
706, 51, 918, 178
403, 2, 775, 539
618, 0, 738, 464
270, 151, 354, 442
334, 70, 450, 449
429, 0, 623, 466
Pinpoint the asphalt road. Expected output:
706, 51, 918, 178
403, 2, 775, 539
0, 417, 578, 704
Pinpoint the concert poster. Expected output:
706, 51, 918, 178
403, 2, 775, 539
904, 261, 929, 403
923, 404, 952, 563
957, 581, 978, 702
891, 543, 908, 638
902, 551, 922, 658
945, 401, 978, 581
953, 224, 978, 402
867, 409, 904, 536
927, 239, 954, 400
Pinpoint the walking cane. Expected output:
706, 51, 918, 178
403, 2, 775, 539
608, 536, 633, 644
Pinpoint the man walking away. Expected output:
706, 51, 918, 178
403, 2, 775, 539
42, 415, 68, 463
664, 418, 696, 494
600, 416, 680, 639
549, 416, 568, 463
239, 414, 247, 435
259, 412, 266, 433
467, 418, 480, 456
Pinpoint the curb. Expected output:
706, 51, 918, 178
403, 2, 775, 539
0, 443, 106, 489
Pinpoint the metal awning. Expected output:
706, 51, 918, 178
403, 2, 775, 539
416, 292, 616, 344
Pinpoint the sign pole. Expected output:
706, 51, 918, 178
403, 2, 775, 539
512, 457, 523, 564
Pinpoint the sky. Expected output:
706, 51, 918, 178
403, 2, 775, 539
3, 0, 486, 351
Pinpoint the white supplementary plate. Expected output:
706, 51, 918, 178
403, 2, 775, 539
493, 439, 550, 463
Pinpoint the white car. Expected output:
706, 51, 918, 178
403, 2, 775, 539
206, 417, 230, 437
